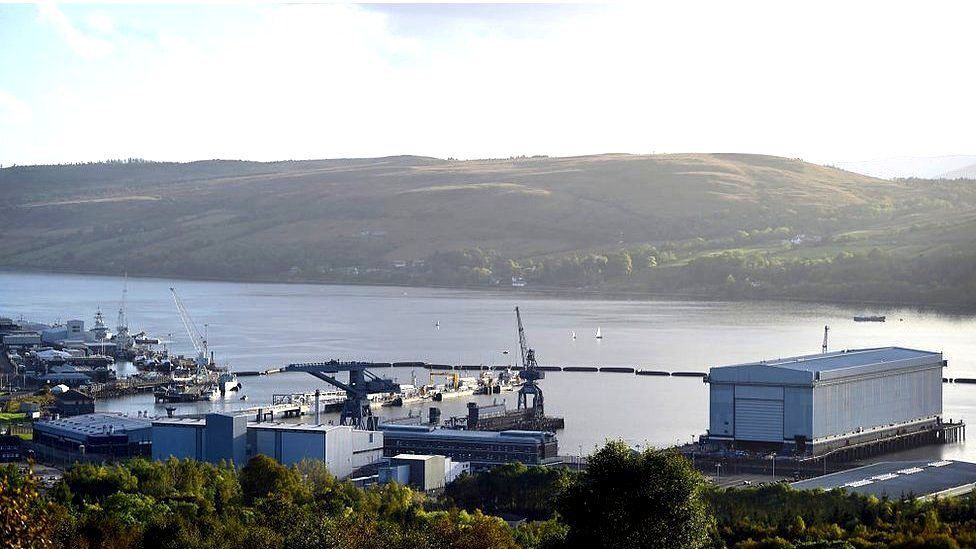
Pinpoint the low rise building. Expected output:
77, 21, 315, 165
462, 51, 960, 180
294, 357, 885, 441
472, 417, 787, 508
378, 453, 471, 492
54, 389, 95, 417
248, 422, 383, 479
378, 424, 560, 468
33, 412, 151, 460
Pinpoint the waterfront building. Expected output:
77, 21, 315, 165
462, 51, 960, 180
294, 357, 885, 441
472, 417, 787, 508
33, 412, 152, 461
378, 424, 560, 468
706, 347, 945, 455
54, 389, 95, 417
151, 414, 384, 479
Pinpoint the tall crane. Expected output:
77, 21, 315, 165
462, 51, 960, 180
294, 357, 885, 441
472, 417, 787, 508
285, 361, 399, 430
170, 287, 210, 369
515, 306, 545, 415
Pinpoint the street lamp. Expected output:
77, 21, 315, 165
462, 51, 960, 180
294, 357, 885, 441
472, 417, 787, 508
768, 453, 776, 481
715, 463, 721, 479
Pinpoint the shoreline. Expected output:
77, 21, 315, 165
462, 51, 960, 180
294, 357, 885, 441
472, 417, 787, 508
1, 265, 973, 316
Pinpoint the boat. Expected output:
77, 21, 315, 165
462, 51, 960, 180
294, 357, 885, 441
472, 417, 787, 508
217, 371, 241, 394
154, 383, 211, 403
571, 331, 577, 340
201, 385, 220, 401
853, 315, 886, 322
596, 327, 603, 339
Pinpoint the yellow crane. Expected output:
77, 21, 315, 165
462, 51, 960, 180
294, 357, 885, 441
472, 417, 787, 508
429, 371, 460, 390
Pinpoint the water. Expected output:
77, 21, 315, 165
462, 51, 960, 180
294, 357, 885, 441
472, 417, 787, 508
2, 270, 974, 460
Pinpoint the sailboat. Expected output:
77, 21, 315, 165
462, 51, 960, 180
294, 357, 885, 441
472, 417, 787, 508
571, 331, 577, 340
595, 327, 603, 340
435, 321, 440, 329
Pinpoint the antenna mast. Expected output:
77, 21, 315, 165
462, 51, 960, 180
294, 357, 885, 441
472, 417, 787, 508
822, 325, 829, 354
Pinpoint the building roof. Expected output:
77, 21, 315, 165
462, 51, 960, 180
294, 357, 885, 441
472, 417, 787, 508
750, 347, 940, 373
710, 347, 943, 385
379, 424, 554, 443
56, 389, 94, 402
247, 421, 348, 433
792, 460, 976, 499
393, 453, 440, 462
34, 412, 151, 440
152, 417, 207, 427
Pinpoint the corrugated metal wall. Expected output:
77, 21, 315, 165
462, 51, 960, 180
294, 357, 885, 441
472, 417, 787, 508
813, 367, 942, 438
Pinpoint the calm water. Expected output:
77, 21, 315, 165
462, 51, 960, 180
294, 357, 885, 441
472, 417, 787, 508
2, 271, 974, 460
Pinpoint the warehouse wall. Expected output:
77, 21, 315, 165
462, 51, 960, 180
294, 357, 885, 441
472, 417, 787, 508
709, 384, 734, 437
152, 424, 204, 461
812, 366, 942, 439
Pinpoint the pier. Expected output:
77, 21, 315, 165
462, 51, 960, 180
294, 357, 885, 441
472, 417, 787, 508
86, 378, 172, 398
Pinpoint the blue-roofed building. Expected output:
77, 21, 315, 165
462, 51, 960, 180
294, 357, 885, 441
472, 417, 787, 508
378, 424, 559, 468
33, 412, 152, 460
706, 347, 946, 455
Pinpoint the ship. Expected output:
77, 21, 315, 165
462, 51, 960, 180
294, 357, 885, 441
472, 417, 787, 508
854, 315, 886, 322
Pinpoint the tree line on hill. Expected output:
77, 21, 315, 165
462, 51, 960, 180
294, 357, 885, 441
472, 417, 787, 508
3, 441, 976, 548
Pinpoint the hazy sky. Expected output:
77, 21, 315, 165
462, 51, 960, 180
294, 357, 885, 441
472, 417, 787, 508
1, 2, 974, 166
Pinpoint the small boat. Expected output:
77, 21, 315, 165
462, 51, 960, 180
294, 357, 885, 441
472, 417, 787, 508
853, 315, 886, 322
571, 331, 577, 340
240, 395, 248, 401
596, 327, 603, 339
435, 321, 440, 329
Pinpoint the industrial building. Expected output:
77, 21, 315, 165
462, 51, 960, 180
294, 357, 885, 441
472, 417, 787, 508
151, 415, 384, 479
249, 422, 383, 479
33, 412, 152, 460
378, 424, 560, 467
151, 413, 248, 465
377, 454, 469, 492
706, 347, 945, 455
792, 460, 976, 500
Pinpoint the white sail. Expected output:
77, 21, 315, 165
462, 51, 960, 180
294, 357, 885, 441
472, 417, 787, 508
596, 327, 603, 339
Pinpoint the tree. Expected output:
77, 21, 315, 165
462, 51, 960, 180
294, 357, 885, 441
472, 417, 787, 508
557, 441, 712, 548
0, 465, 55, 548
238, 455, 308, 505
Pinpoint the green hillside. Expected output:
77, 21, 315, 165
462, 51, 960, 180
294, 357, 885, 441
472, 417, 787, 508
1, 154, 975, 307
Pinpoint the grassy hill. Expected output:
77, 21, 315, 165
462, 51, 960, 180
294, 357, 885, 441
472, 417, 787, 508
2, 154, 975, 307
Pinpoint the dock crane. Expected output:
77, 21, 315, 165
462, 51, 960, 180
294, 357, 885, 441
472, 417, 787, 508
515, 306, 545, 416
170, 287, 210, 369
285, 361, 400, 430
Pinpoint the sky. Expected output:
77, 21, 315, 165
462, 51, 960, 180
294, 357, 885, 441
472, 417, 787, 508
1, 2, 974, 167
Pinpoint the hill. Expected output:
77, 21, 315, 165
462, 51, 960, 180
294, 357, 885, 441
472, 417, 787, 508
2, 154, 975, 307
943, 162, 976, 179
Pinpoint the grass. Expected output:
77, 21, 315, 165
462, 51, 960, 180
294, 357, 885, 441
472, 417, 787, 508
0, 412, 27, 422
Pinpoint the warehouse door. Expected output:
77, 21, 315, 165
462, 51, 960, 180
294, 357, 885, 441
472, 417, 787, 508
735, 398, 784, 442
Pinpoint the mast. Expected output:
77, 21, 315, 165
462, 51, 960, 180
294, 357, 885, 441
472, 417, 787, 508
822, 325, 829, 354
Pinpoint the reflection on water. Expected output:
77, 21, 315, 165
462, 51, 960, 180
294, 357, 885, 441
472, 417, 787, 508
2, 271, 975, 459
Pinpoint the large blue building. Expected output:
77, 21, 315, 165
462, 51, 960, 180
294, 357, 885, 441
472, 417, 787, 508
707, 347, 945, 455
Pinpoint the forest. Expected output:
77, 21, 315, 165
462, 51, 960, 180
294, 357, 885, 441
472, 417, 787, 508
3, 441, 975, 548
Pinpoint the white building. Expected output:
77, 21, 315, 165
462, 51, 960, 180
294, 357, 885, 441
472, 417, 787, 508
248, 422, 383, 479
